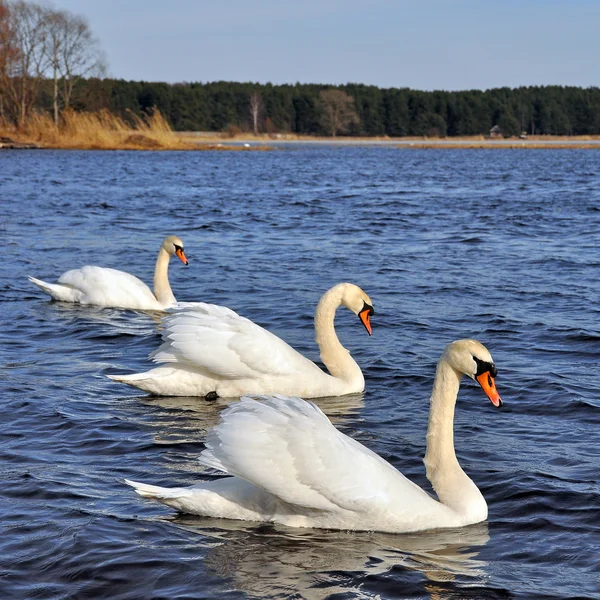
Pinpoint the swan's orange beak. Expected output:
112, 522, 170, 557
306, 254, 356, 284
477, 372, 502, 407
175, 248, 188, 265
358, 306, 373, 336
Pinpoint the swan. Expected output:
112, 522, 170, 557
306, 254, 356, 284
125, 339, 502, 533
108, 282, 374, 398
28, 235, 188, 311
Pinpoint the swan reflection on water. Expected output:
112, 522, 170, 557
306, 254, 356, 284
168, 516, 490, 599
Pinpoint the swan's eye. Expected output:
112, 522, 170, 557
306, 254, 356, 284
362, 302, 374, 316
474, 356, 497, 378
174, 244, 183, 252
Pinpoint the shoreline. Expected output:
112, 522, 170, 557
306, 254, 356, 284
179, 132, 600, 150
2, 131, 600, 151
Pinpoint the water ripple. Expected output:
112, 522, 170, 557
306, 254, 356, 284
1, 147, 599, 599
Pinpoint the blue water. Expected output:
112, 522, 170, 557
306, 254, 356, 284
1, 147, 599, 599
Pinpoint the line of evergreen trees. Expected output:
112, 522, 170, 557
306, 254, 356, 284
40, 78, 600, 137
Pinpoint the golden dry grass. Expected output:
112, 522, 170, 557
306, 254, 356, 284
0, 109, 198, 150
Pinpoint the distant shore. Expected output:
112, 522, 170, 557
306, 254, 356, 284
177, 132, 600, 150
3, 127, 600, 151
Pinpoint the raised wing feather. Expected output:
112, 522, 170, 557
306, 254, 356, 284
168, 302, 240, 317
199, 395, 432, 513
152, 305, 321, 379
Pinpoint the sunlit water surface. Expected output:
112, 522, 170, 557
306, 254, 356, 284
1, 147, 599, 599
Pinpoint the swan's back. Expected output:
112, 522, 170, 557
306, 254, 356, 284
127, 395, 465, 532
200, 395, 435, 519
152, 305, 323, 379
58, 266, 158, 308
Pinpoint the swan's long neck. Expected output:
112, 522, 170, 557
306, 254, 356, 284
423, 358, 487, 520
153, 247, 176, 307
314, 287, 364, 390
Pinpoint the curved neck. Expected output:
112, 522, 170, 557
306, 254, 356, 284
153, 247, 176, 307
314, 286, 363, 388
423, 359, 486, 518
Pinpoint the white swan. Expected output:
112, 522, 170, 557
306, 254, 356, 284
108, 282, 374, 398
28, 235, 188, 311
125, 339, 502, 533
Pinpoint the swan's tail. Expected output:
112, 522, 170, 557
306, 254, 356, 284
107, 366, 213, 397
28, 276, 82, 302
107, 369, 169, 394
125, 479, 188, 500
125, 479, 197, 513
106, 371, 157, 391
107, 372, 145, 384
125, 477, 267, 520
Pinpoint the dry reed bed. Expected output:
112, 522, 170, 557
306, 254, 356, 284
0, 109, 199, 150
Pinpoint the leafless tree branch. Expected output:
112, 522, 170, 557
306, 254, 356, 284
317, 89, 359, 137
0, 0, 106, 126
249, 91, 264, 135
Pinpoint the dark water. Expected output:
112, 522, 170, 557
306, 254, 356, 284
1, 147, 599, 600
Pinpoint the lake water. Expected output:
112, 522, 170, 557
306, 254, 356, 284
1, 146, 599, 599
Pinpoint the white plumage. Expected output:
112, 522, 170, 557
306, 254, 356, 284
109, 282, 374, 398
28, 235, 188, 311
126, 340, 503, 533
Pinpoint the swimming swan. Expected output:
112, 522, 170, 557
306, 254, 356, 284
108, 282, 374, 398
28, 235, 188, 311
125, 339, 502, 533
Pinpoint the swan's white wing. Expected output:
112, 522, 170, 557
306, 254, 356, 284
168, 302, 240, 317
58, 266, 156, 306
152, 305, 319, 379
200, 395, 432, 513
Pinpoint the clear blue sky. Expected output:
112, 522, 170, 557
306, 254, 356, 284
53, 0, 600, 91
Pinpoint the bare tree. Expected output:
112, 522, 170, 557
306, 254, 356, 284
0, 0, 16, 121
248, 91, 263, 135
56, 12, 105, 113
46, 8, 105, 123
0, 1, 105, 126
45, 8, 62, 124
0, 0, 48, 128
317, 89, 359, 137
